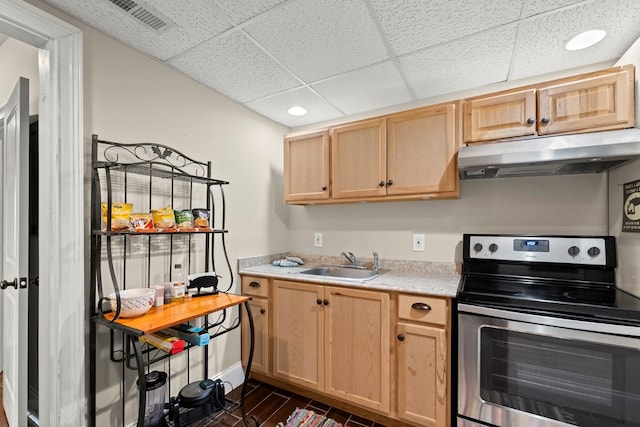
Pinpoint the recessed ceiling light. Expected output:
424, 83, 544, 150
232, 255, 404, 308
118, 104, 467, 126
565, 29, 606, 51
288, 106, 307, 116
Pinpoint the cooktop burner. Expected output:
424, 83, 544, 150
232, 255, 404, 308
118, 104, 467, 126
457, 234, 640, 326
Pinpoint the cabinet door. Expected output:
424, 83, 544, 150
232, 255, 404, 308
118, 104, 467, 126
241, 297, 269, 375
463, 89, 537, 143
331, 118, 386, 199
396, 322, 447, 427
325, 287, 390, 413
273, 280, 325, 391
538, 67, 635, 135
387, 103, 459, 195
284, 129, 330, 202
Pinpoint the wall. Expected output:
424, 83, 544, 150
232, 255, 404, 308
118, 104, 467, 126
25, 1, 289, 425
0, 37, 39, 114
21, 1, 625, 425
609, 38, 640, 297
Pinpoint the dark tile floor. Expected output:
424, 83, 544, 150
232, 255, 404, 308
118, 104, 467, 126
187, 380, 385, 427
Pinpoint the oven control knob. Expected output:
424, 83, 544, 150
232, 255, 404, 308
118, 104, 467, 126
568, 245, 580, 257
473, 243, 483, 252
587, 246, 601, 257
488, 243, 498, 253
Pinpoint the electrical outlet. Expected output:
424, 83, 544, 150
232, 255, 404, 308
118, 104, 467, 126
314, 232, 323, 247
412, 233, 425, 252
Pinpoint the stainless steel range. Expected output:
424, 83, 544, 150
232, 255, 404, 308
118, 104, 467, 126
457, 234, 640, 427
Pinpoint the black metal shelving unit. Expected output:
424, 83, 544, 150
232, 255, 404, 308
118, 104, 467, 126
89, 135, 256, 427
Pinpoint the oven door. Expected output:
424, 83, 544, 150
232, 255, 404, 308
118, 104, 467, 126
458, 304, 640, 427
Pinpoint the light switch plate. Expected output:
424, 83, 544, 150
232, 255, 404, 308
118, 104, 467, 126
314, 232, 323, 247
413, 233, 425, 252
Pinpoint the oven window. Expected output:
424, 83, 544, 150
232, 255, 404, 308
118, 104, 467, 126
480, 327, 640, 426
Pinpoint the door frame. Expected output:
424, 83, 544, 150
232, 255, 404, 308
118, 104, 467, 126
0, 1, 84, 426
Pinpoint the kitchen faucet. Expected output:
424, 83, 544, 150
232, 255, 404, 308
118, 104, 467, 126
341, 251, 357, 266
372, 251, 379, 272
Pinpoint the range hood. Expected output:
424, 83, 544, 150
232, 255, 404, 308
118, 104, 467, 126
458, 128, 640, 179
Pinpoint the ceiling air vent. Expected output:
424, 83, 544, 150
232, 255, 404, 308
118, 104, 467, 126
106, 0, 176, 33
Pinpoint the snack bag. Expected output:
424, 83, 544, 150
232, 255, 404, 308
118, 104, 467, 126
130, 213, 156, 232
192, 208, 210, 230
175, 209, 194, 231
101, 202, 133, 231
151, 206, 176, 230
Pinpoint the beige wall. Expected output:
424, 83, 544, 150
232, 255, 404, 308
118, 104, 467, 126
0, 37, 39, 114
610, 39, 640, 297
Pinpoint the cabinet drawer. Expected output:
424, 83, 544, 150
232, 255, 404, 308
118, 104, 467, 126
398, 294, 448, 326
241, 276, 269, 298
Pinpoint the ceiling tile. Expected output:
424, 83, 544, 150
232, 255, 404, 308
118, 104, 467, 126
400, 25, 518, 99
522, 0, 588, 17
369, 0, 523, 56
510, 0, 640, 79
312, 61, 413, 115
245, 87, 345, 127
168, 30, 301, 103
42, 0, 231, 61
213, 0, 288, 25
244, 0, 390, 82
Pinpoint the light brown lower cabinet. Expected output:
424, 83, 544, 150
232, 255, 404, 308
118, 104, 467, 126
241, 276, 270, 376
241, 275, 450, 426
396, 294, 450, 427
273, 280, 391, 414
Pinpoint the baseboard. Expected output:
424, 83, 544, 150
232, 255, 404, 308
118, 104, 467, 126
210, 361, 245, 394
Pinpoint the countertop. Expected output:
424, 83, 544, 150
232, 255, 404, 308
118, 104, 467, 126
238, 254, 461, 298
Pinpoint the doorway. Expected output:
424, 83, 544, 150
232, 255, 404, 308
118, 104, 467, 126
0, 1, 84, 426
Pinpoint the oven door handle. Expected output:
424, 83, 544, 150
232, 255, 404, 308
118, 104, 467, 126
458, 303, 640, 338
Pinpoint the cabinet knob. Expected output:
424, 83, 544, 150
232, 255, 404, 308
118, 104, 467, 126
378, 181, 385, 187
411, 302, 432, 311
397, 334, 405, 341
260, 308, 266, 314
526, 117, 535, 125
323, 299, 329, 306
249, 281, 261, 288
0, 278, 18, 290
386, 180, 393, 186
540, 117, 550, 125
322, 186, 327, 191
317, 298, 322, 305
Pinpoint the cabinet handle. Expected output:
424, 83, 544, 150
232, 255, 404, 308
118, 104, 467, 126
260, 308, 266, 314
322, 186, 327, 191
397, 334, 405, 341
249, 282, 261, 288
323, 299, 329, 306
526, 117, 535, 125
378, 181, 385, 187
540, 117, 550, 125
317, 298, 322, 305
386, 180, 393, 186
411, 302, 432, 311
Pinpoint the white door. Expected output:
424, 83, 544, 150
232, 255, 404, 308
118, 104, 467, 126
2, 77, 29, 427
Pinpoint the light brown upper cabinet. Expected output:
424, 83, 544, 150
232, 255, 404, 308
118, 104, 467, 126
331, 118, 387, 199
329, 102, 459, 202
463, 88, 537, 142
387, 103, 459, 196
284, 129, 330, 203
463, 65, 635, 144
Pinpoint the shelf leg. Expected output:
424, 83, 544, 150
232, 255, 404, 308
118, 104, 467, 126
131, 336, 146, 427
240, 300, 259, 427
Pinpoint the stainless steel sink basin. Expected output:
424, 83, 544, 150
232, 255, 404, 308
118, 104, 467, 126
299, 265, 387, 281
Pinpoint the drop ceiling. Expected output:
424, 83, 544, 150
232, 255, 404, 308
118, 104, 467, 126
41, 0, 640, 128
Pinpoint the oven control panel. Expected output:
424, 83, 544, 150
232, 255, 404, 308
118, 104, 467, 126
466, 235, 609, 265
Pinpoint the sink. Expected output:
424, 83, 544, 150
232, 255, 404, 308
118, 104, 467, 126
299, 265, 387, 281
